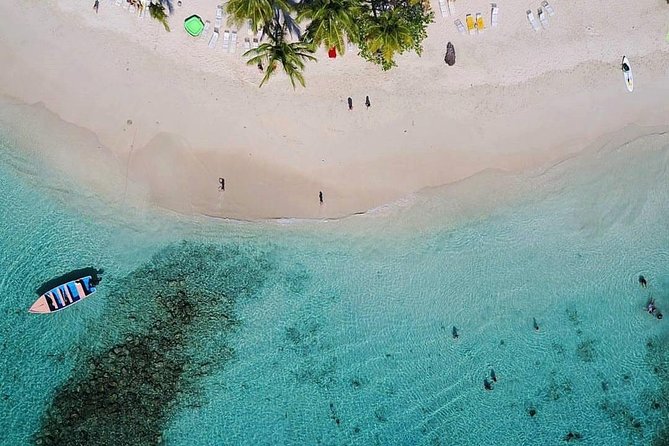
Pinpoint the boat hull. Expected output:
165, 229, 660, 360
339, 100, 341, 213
29, 276, 97, 314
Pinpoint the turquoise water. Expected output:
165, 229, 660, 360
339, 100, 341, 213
0, 126, 668, 445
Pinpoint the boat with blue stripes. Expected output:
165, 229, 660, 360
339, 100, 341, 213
29, 276, 97, 314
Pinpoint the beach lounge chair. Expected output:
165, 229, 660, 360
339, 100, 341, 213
122, 0, 129, 9
229, 31, 237, 53
244, 37, 251, 50
538, 8, 548, 28
252, 37, 259, 48
542, 1, 555, 16
222, 30, 230, 51
527, 10, 540, 31
438, 0, 449, 18
454, 19, 466, 34
447, 0, 455, 16
215, 6, 223, 30
208, 31, 219, 49
476, 13, 484, 32
129, 4, 136, 14
201, 20, 211, 40
115, 0, 122, 5
491, 3, 498, 27
466, 14, 475, 35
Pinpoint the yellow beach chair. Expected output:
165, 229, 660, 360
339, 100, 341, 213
466, 14, 475, 35
476, 13, 485, 32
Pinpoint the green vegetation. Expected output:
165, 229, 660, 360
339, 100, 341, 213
148, 0, 171, 32
228, 0, 433, 87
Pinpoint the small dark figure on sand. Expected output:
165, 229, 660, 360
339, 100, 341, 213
257, 61, 264, 72
319, 191, 323, 204
483, 379, 493, 391
219, 177, 225, 191
444, 42, 456, 66
533, 317, 540, 331
348, 97, 353, 110
365, 96, 371, 108
639, 275, 647, 288
93, 0, 99, 13
490, 369, 497, 382
452, 326, 459, 339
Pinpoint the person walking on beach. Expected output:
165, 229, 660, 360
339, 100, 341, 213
319, 191, 324, 204
93, 0, 99, 13
365, 96, 371, 108
348, 97, 353, 110
219, 177, 225, 191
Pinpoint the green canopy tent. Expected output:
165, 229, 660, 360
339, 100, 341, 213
184, 15, 205, 37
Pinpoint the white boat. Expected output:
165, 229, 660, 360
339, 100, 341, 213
29, 276, 97, 314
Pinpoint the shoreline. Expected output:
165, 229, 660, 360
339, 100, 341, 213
1, 0, 668, 220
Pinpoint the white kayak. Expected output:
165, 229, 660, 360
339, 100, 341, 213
622, 56, 633, 92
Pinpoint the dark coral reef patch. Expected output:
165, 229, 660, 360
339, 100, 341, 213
33, 241, 272, 446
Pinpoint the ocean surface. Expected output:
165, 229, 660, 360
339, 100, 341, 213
0, 124, 668, 446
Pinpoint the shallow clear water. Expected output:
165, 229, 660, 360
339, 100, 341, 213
0, 126, 668, 446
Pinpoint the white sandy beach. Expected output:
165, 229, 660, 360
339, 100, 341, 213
0, 0, 668, 219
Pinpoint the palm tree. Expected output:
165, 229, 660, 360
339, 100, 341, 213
244, 16, 317, 88
363, 9, 413, 68
225, 0, 291, 34
148, 1, 170, 31
298, 0, 361, 55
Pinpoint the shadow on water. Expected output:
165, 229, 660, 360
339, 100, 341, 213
32, 241, 273, 446
34, 267, 104, 295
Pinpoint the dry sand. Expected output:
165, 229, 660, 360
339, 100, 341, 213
0, 0, 668, 219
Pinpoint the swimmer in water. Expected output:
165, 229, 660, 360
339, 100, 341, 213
639, 275, 647, 288
483, 378, 493, 391
533, 317, 540, 331
452, 326, 459, 339
647, 298, 657, 315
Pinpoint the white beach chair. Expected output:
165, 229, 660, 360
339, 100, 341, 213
538, 8, 549, 29
208, 31, 219, 49
215, 5, 223, 30
447, 0, 455, 16
222, 30, 230, 51
122, 0, 129, 9
244, 37, 251, 51
438, 0, 449, 18
201, 20, 211, 40
115, 0, 122, 6
526, 10, 540, 31
491, 3, 499, 27
229, 31, 237, 53
454, 19, 466, 34
129, 4, 136, 14
252, 37, 259, 49
542, 1, 555, 16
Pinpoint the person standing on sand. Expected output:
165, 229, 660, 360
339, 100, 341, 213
319, 191, 323, 204
219, 178, 225, 191
348, 97, 353, 110
365, 96, 371, 108
93, 0, 99, 13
